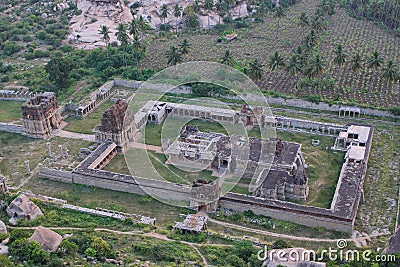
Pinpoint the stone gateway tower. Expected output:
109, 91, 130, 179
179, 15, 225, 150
21, 92, 63, 139
94, 99, 135, 152
190, 180, 221, 213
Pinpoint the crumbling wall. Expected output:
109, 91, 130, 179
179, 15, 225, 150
38, 167, 73, 183
0, 123, 23, 134
219, 197, 353, 233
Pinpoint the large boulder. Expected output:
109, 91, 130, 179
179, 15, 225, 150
29, 226, 63, 252
383, 228, 400, 254
6, 194, 43, 225
0, 220, 6, 234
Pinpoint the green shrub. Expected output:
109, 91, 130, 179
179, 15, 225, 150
1, 75, 9, 82
389, 107, 400, 116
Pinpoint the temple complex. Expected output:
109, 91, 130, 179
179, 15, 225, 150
164, 126, 309, 201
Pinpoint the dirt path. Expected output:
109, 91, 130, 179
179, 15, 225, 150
210, 218, 392, 243
129, 142, 163, 153
208, 218, 351, 243
54, 129, 95, 142
14, 166, 39, 190
10, 226, 210, 266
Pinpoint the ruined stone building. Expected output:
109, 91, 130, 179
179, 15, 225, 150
190, 179, 221, 213
21, 92, 63, 139
239, 104, 264, 128
94, 99, 135, 152
135, 101, 269, 130
164, 126, 309, 201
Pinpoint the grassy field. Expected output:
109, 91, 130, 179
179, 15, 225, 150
0, 132, 92, 186
0, 100, 23, 123
104, 151, 216, 184
277, 131, 344, 208
63, 100, 114, 134
24, 176, 190, 226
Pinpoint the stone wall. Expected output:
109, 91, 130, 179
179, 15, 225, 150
219, 196, 353, 233
40, 166, 191, 203
38, 167, 73, 183
107, 79, 400, 119
0, 123, 23, 134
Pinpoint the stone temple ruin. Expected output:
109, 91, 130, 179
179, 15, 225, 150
38, 100, 374, 233
164, 125, 309, 201
21, 92, 63, 139
94, 99, 135, 152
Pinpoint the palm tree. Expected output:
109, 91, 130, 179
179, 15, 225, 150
138, 15, 148, 32
298, 12, 309, 40
179, 39, 191, 59
274, 6, 285, 39
247, 59, 264, 81
366, 50, 383, 95
382, 60, 399, 94
269, 51, 285, 71
311, 15, 325, 32
304, 52, 324, 94
132, 36, 144, 66
294, 45, 306, 66
319, 0, 335, 16
115, 23, 130, 66
160, 4, 169, 30
304, 29, 317, 51
166, 46, 182, 65
286, 54, 302, 93
173, 4, 182, 34
204, 0, 214, 32
269, 51, 285, 92
98, 25, 111, 60
129, 18, 139, 38
215, 0, 227, 24
349, 52, 362, 98
333, 44, 347, 97
382, 60, 398, 81
220, 49, 235, 66
192, 0, 201, 13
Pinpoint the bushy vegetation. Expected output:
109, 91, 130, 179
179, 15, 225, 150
199, 240, 259, 267
341, 0, 400, 34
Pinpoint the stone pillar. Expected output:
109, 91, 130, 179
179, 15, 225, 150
47, 142, 52, 158
58, 145, 63, 158
24, 160, 31, 175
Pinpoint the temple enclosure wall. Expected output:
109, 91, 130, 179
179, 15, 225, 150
219, 196, 353, 233
0, 123, 23, 134
39, 165, 354, 233
111, 79, 399, 118
39, 167, 191, 203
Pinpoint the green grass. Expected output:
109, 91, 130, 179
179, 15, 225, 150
104, 150, 216, 184
24, 177, 192, 226
13, 201, 141, 231
0, 132, 92, 186
63, 100, 114, 134
0, 100, 23, 123
276, 131, 345, 208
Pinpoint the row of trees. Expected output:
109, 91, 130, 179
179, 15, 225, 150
98, 16, 148, 66
344, 0, 400, 33
157, 0, 302, 33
